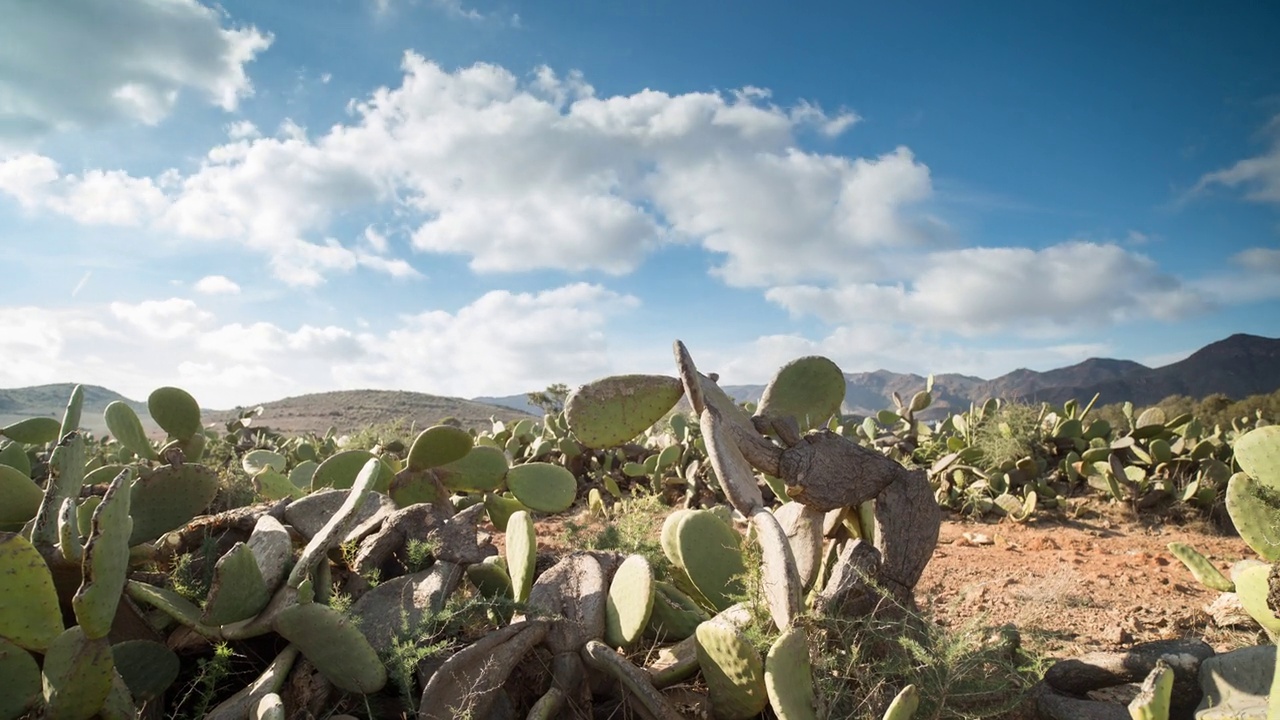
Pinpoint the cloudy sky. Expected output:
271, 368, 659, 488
2, 1, 1278, 408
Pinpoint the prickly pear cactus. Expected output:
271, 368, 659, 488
694, 622, 769, 720
564, 374, 683, 448
605, 554, 655, 648
757, 356, 846, 432
0, 532, 64, 651
506, 462, 577, 513
407, 425, 473, 471
765, 626, 818, 720
147, 386, 202, 441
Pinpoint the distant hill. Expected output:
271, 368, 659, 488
0, 383, 152, 437
202, 390, 536, 435
472, 394, 546, 416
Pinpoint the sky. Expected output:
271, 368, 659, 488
1, 0, 1279, 409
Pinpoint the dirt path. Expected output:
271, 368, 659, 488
919, 513, 1262, 657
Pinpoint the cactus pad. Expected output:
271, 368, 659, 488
466, 556, 513, 601
1234, 426, 1280, 490
103, 402, 157, 461
242, 449, 287, 476
273, 602, 387, 694
310, 450, 394, 493
1167, 542, 1234, 592
73, 469, 133, 640
646, 581, 708, 641
0, 417, 61, 445
1224, 472, 1280, 561
694, 622, 768, 720
564, 374, 683, 448
506, 510, 536, 603
765, 626, 817, 720
129, 464, 219, 545
0, 532, 64, 651
408, 425, 474, 471
483, 492, 529, 533
111, 640, 179, 702
0, 442, 31, 477
757, 356, 845, 431
605, 555, 655, 648
506, 462, 577, 513
883, 684, 920, 720
0, 465, 42, 526
675, 510, 746, 612
201, 542, 270, 626
41, 626, 115, 720
0, 638, 39, 720
146, 387, 201, 440
434, 446, 509, 493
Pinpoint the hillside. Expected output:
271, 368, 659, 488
0, 383, 152, 437
202, 389, 536, 435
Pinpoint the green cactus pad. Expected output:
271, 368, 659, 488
242, 449, 287, 476
646, 581, 708, 641
1234, 564, 1280, 636
0, 465, 42, 525
0, 637, 40, 720
83, 464, 129, 488
1167, 542, 1234, 592
201, 542, 270, 626
433, 446, 509, 493
111, 640, 178, 702
289, 460, 318, 489
506, 462, 577, 513
749, 507, 802, 630
483, 492, 529, 533
467, 556, 514, 602
0, 443, 31, 477
756, 356, 846, 432
605, 555, 655, 648
0, 417, 61, 445
0, 532, 64, 651
273, 602, 387, 694
676, 510, 746, 612
883, 684, 920, 720
103, 402, 157, 461
98, 671, 135, 720
766, 626, 817, 720
389, 468, 449, 508
289, 459, 382, 589
408, 425, 474, 471
565, 374, 683, 448
128, 464, 219, 545
41, 626, 115, 720
310, 450, 394, 493
694, 622, 768, 720
73, 469, 133, 640
1225, 472, 1280, 561
252, 468, 302, 501
659, 509, 714, 608
1234, 426, 1280, 490
147, 387, 202, 440
1127, 662, 1172, 720
124, 581, 208, 631
505, 510, 536, 603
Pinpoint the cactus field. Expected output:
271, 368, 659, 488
0, 341, 1277, 720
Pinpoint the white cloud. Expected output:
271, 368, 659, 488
1191, 114, 1280, 204
0, 154, 167, 225
1192, 246, 1280, 304
767, 242, 1212, 336
194, 275, 241, 295
0, 0, 271, 147
0, 284, 640, 406
226, 120, 260, 140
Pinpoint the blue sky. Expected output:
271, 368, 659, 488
1, 0, 1278, 408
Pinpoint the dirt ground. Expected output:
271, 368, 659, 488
918, 509, 1263, 658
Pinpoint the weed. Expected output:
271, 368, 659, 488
169, 642, 236, 720
972, 402, 1043, 471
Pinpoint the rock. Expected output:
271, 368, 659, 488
1043, 638, 1213, 719
1196, 644, 1275, 720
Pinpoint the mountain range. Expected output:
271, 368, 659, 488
2, 334, 1276, 437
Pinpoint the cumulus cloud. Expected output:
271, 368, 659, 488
0, 0, 271, 146
1191, 114, 1280, 204
0, 55, 915, 287
194, 275, 241, 295
0, 284, 640, 406
0, 154, 167, 225
767, 242, 1212, 336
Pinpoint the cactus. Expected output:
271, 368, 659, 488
128, 463, 219, 545
756, 356, 846, 432
289, 459, 381, 589
694, 621, 768, 720
1127, 660, 1172, 720
483, 492, 529, 533
272, 602, 387, 694
646, 581, 708, 641
41, 626, 115, 720
252, 467, 303, 501
73, 469, 133, 640
407, 425, 474, 471
242, 449, 287, 476
668, 509, 746, 612
564, 374, 683, 448
1167, 542, 1234, 592
201, 542, 270, 626
765, 625, 818, 720
103, 401, 158, 461
0, 532, 64, 651
253, 694, 285, 720
0, 637, 40, 720
2, 416, 64, 446
883, 684, 920, 720
1234, 564, 1280, 637
111, 640, 179, 702
506, 510, 536, 603
147, 386, 201, 441
605, 554, 655, 648
434, 445, 510, 493
1225, 472, 1280, 562
506, 462, 577, 513
0, 442, 32, 476
466, 556, 514, 602
0, 465, 42, 527
310, 450, 394, 493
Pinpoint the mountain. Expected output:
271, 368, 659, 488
202, 390, 536, 435
0, 383, 152, 437
473, 394, 546, 416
